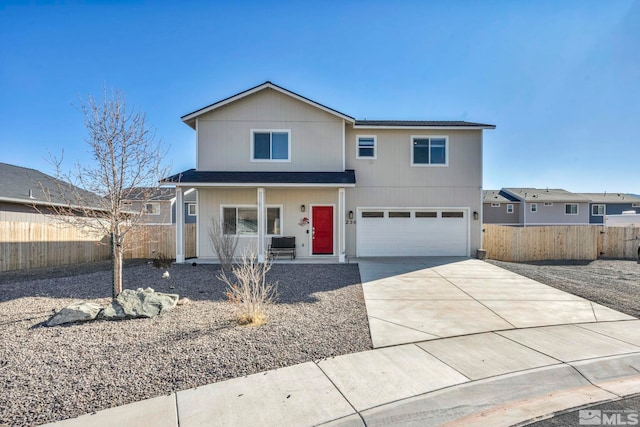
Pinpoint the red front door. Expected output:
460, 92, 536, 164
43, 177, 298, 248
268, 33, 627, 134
312, 206, 333, 255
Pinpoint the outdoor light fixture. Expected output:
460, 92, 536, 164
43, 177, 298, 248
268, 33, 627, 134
473, 211, 479, 220
348, 210, 354, 220
301, 205, 305, 212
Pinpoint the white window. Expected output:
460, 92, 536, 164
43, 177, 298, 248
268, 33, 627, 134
633, 203, 640, 207
187, 203, 197, 216
491, 203, 501, 207
144, 202, 160, 215
507, 204, 514, 214
565, 204, 579, 215
356, 135, 376, 159
222, 206, 282, 236
592, 204, 605, 216
544, 202, 553, 206
530, 203, 538, 213
411, 136, 448, 166
251, 129, 290, 161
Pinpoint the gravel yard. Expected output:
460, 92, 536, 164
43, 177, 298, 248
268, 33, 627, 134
487, 259, 640, 318
0, 261, 372, 427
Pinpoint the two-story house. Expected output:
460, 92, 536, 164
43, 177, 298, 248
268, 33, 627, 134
162, 82, 494, 262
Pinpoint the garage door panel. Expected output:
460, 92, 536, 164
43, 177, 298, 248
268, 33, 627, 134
358, 210, 468, 257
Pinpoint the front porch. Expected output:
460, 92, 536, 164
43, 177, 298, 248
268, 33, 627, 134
165, 170, 356, 264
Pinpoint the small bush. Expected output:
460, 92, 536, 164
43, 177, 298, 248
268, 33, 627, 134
218, 250, 278, 325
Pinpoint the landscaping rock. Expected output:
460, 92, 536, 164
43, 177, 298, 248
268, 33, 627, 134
47, 302, 103, 326
101, 287, 179, 320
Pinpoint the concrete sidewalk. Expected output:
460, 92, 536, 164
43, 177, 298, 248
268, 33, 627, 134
43, 258, 640, 427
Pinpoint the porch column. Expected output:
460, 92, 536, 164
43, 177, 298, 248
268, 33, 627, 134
175, 186, 185, 263
257, 187, 265, 262
338, 187, 346, 263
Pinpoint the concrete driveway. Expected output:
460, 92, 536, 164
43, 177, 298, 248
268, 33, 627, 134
358, 257, 633, 347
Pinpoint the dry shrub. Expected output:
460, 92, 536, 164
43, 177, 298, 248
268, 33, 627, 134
218, 250, 278, 325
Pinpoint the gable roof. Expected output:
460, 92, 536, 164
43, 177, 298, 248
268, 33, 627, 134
502, 188, 591, 203
482, 190, 520, 203
181, 82, 496, 130
578, 193, 640, 204
0, 162, 105, 210
161, 169, 356, 187
354, 120, 496, 129
181, 81, 356, 128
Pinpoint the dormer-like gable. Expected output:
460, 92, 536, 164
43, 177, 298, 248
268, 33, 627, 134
186, 82, 353, 173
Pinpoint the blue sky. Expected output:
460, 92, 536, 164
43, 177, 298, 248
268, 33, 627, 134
1, 0, 638, 193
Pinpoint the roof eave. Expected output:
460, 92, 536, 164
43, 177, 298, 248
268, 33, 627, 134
352, 125, 496, 130
159, 181, 355, 188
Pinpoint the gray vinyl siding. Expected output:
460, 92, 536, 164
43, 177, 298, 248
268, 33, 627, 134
196, 88, 344, 172
523, 202, 590, 225
344, 127, 483, 256
483, 202, 520, 224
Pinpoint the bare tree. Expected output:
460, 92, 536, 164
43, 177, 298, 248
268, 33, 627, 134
45, 87, 169, 298
208, 216, 239, 271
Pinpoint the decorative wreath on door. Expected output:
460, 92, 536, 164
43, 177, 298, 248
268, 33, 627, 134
298, 217, 309, 226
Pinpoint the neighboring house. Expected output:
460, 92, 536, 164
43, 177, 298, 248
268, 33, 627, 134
499, 188, 591, 226
482, 190, 520, 225
123, 187, 197, 225
162, 82, 495, 262
577, 193, 640, 224
0, 162, 104, 220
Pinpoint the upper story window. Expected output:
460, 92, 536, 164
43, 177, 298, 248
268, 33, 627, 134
251, 129, 291, 162
188, 203, 197, 216
411, 136, 448, 166
491, 203, 500, 207
592, 204, 605, 216
356, 135, 377, 159
144, 202, 160, 215
530, 203, 538, 213
507, 204, 514, 214
565, 203, 579, 215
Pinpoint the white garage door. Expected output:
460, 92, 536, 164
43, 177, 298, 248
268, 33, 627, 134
357, 209, 469, 256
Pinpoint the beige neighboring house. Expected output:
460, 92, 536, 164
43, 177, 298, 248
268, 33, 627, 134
162, 82, 494, 262
124, 187, 197, 225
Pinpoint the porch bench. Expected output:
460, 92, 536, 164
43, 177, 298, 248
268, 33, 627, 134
268, 236, 296, 260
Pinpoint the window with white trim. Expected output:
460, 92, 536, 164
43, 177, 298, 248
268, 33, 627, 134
633, 203, 640, 208
544, 202, 553, 206
565, 204, 579, 215
592, 204, 605, 216
507, 204, 514, 214
144, 202, 160, 215
411, 136, 448, 166
251, 130, 290, 161
356, 136, 376, 159
491, 203, 501, 207
530, 203, 538, 213
187, 203, 197, 216
222, 206, 282, 235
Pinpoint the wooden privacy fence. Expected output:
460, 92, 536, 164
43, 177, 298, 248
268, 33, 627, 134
483, 224, 640, 262
1, 220, 197, 272
124, 224, 196, 259
0, 220, 111, 271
